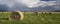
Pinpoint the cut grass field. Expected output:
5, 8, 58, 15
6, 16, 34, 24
0, 12, 60, 24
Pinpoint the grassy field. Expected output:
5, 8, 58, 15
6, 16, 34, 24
0, 12, 60, 24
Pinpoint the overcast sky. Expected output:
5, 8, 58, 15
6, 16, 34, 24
0, 0, 60, 11
0, 0, 58, 7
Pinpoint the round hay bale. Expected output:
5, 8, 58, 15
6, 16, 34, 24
9, 11, 24, 20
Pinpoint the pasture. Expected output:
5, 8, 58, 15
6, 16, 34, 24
0, 12, 60, 24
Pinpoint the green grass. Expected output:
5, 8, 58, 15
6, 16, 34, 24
0, 12, 60, 24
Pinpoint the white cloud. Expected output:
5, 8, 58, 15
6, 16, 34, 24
16, 0, 57, 8
0, 0, 15, 8
17, 0, 40, 8
47, 1, 56, 6
0, 0, 59, 8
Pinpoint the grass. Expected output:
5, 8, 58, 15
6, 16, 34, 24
0, 12, 60, 24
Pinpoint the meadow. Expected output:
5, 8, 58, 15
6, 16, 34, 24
0, 12, 60, 24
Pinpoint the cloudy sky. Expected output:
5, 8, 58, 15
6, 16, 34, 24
0, 0, 57, 8
0, 0, 60, 12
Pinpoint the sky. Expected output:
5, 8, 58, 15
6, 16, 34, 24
16, 0, 57, 8
0, 0, 60, 12
0, 0, 57, 8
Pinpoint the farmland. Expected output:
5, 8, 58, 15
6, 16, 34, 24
0, 12, 60, 24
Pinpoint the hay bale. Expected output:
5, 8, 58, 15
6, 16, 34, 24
34, 12, 38, 16
9, 11, 24, 20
